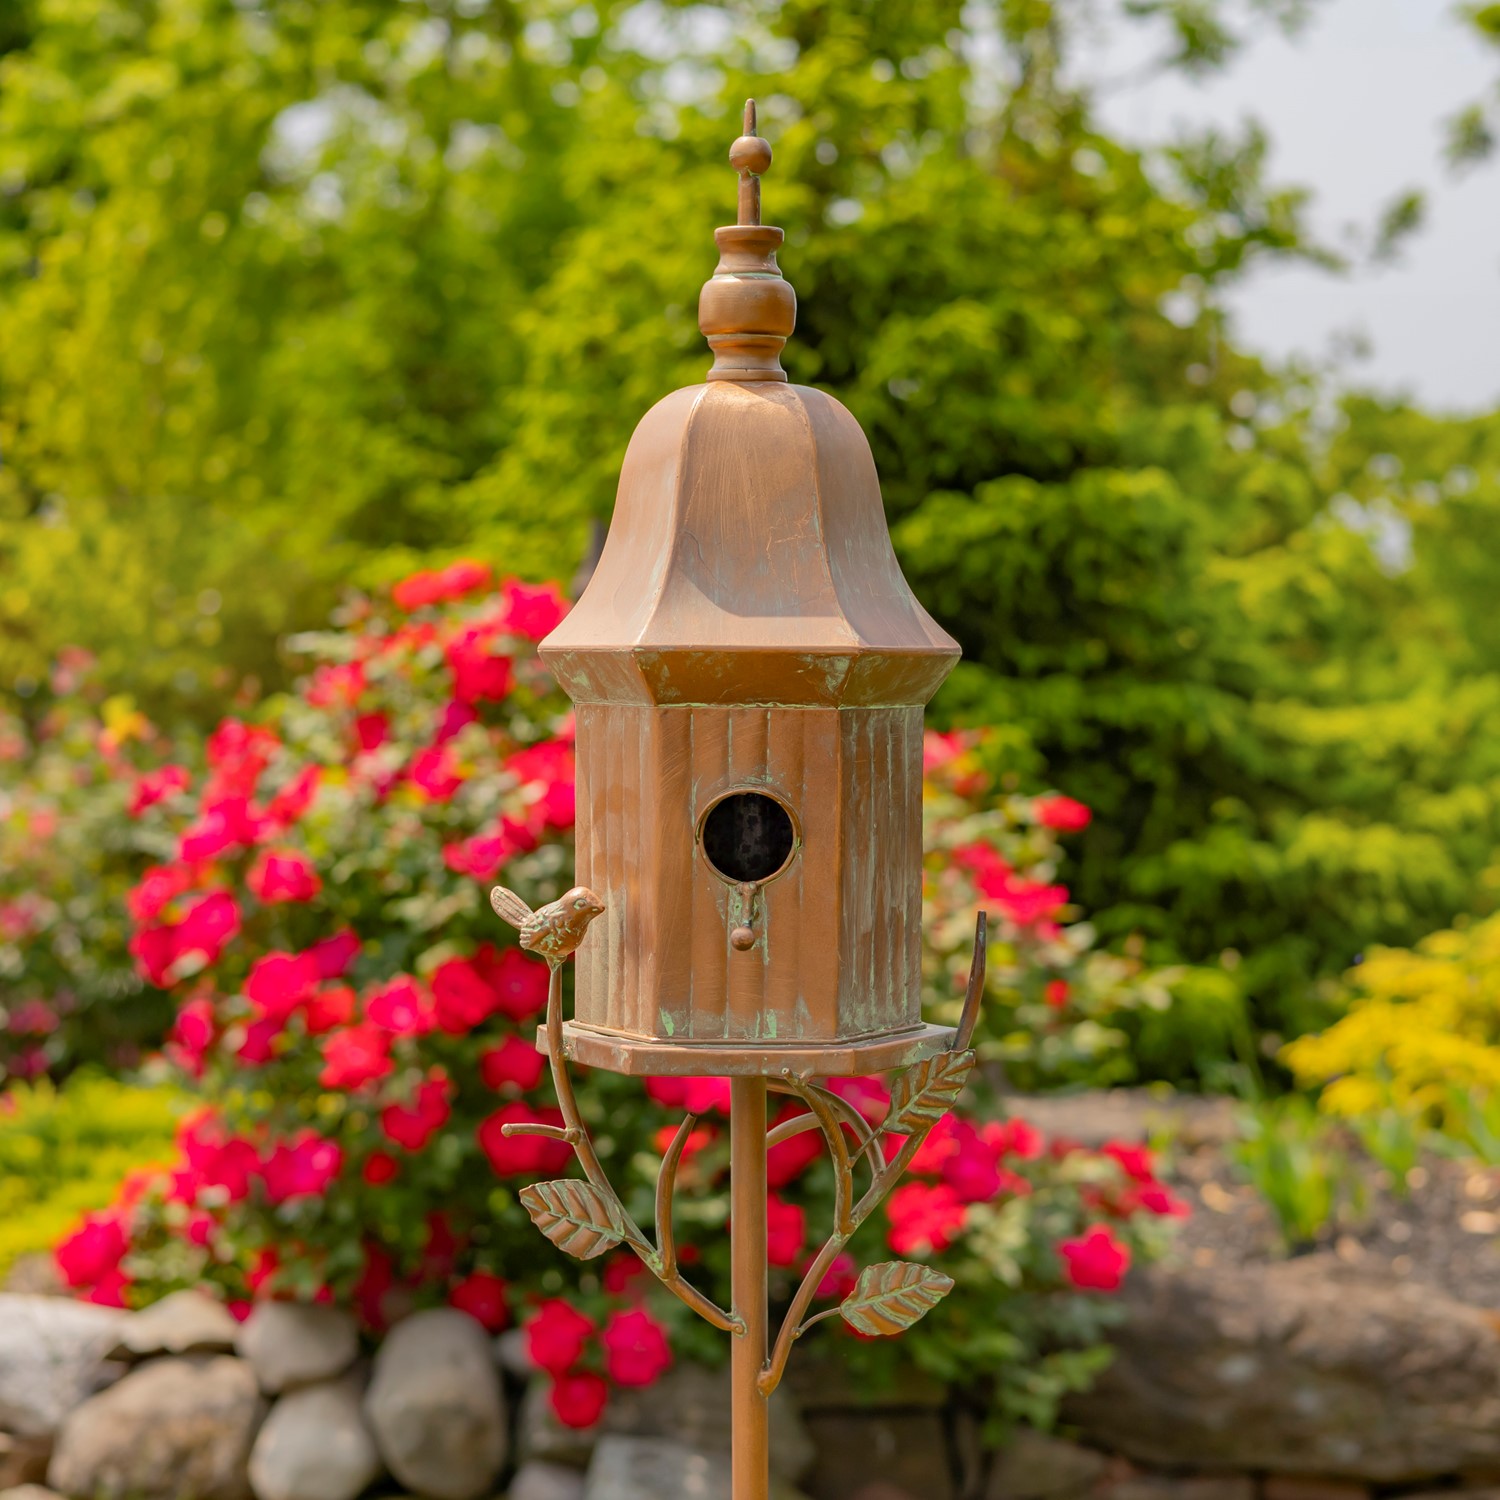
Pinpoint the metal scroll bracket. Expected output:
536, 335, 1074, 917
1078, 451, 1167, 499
502, 908, 989, 1499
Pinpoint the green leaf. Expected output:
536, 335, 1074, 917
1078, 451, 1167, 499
839, 1261, 955, 1337
1446, 102, 1496, 167
518, 1179, 625, 1261
886, 1050, 975, 1136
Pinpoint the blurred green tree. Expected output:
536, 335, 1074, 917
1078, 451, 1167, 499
3, 0, 1499, 1049
1447, 2, 1500, 167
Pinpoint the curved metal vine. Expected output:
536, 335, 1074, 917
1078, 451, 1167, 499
504, 911, 990, 1383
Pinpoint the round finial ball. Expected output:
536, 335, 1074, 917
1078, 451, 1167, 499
730, 925, 757, 951
729, 134, 773, 176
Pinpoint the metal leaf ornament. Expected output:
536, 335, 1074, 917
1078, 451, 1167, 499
885, 1050, 976, 1136
519, 1180, 626, 1260
839, 1261, 955, 1336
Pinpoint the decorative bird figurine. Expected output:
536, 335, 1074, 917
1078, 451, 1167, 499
490, 884, 605, 966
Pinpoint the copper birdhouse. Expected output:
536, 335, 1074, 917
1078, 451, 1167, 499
499, 105, 987, 1500
539, 115, 960, 1080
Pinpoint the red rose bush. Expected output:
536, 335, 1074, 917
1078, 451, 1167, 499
49, 565, 1184, 1435
922, 732, 1178, 1090
0, 654, 183, 1080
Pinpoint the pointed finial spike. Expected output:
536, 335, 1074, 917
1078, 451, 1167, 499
729, 98, 772, 227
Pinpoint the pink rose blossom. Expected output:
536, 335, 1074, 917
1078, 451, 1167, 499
262, 1133, 344, 1204
318, 1024, 393, 1090
393, 560, 492, 612
366, 976, 434, 1037
410, 746, 465, 802
497, 579, 568, 640
602, 1307, 672, 1387
479, 1034, 546, 1091
248, 850, 322, 904
129, 764, 191, 817
380, 1075, 453, 1152
1058, 1225, 1130, 1290
1035, 794, 1092, 832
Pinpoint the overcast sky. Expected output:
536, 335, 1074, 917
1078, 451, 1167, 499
1081, 0, 1500, 413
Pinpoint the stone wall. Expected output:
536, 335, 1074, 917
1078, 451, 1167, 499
7, 1262, 1500, 1500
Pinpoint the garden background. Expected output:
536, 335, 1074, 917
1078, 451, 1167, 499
3, 3, 1500, 1499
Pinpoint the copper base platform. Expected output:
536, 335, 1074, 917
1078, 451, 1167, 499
540, 1020, 958, 1079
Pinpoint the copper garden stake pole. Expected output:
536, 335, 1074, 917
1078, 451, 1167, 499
730, 1077, 770, 1499
494, 103, 988, 1500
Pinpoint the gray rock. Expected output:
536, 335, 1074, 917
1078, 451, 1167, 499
494, 1327, 534, 1379
517, 1359, 813, 1481
363, 1309, 506, 1500
803, 1411, 953, 1500
1, 1256, 62, 1297
111, 1290, 239, 1360
0, 1294, 126, 1438
248, 1376, 382, 1500
602, 1362, 813, 1482
1066, 1257, 1500, 1482
1013, 1090, 1237, 1150
583, 1436, 810, 1500
237, 1303, 358, 1394
509, 1461, 587, 1500
1105, 1481, 1257, 1500
0, 1434, 51, 1490
987, 1430, 1109, 1500
1260, 1481, 1370, 1500
48, 1355, 264, 1500
1402, 1493, 1500, 1500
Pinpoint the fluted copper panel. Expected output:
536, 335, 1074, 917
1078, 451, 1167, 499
571, 702, 923, 1048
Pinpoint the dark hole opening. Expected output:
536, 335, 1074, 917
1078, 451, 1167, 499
701, 792, 796, 884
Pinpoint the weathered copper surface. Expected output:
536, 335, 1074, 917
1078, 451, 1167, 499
544, 910, 989, 1077
539, 106, 959, 1068
541, 383, 957, 703
730, 1076, 770, 1497
544, 1018, 956, 1078
503, 105, 980, 1500
563, 702, 937, 1070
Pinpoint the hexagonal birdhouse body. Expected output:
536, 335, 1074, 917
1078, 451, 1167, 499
537, 155, 959, 1079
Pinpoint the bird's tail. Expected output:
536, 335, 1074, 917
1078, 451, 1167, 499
489, 886, 534, 929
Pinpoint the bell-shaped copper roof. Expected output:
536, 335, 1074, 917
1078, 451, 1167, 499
540, 102, 959, 709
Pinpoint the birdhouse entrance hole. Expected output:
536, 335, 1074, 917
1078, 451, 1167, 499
700, 790, 796, 884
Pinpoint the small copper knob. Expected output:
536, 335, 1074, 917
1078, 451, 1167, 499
729, 134, 772, 176
730, 925, 756, 951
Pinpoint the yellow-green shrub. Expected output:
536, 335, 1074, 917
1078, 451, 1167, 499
1283, 913, 1500, 1121
0, 1075, 182, 1280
